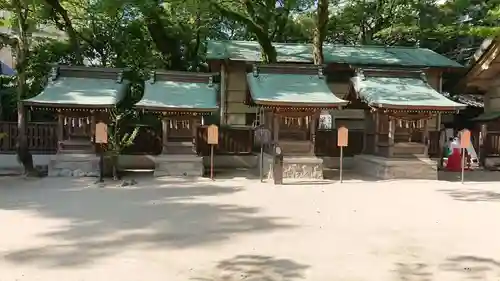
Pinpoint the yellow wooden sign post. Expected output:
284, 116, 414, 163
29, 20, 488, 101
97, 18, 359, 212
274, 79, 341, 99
207, 125, 219, 180
95, 122, 108, 183
95, 122, 108, 144
460, 129, 471, 184
337, 126, 349, 183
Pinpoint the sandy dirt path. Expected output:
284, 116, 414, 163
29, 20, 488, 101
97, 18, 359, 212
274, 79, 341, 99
0, 176, 499, 281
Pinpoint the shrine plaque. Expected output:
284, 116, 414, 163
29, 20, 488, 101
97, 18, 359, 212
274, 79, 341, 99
460, 129, 471, 148
207, 124, 219, 145
95, 122, 108, 144
337, 126, 348, 147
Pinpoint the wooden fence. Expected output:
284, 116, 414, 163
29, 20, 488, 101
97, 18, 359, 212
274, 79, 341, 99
7, 121, 488, 159
0, 121, 58, 153
197, 126, 254, 155
314, 129, 364, 157
485, 132, 500, 157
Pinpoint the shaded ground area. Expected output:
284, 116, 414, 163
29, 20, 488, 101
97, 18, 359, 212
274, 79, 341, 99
0, 176, 500, 280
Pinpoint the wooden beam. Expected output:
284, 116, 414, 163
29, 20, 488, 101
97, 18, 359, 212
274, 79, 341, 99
465, 38, 500, 84
161, 118, 169, 154
388, 118, 395, 157
374, 111, 380, 154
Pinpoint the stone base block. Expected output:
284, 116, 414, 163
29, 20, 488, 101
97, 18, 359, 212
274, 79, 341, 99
154, 155, 203, 177
48, 154, 99, 177
262, 155, 323, 180
485, 157, 500, 170
354, 154, 437, 180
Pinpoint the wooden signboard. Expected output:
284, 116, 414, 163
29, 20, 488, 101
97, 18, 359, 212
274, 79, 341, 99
207, 124, 219, 145
337, 126, 348, 147
95, 122, 108, 144
460, 129, 471, 148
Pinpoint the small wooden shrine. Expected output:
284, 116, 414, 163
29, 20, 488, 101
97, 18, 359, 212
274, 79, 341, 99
23, 65, 129, 176
348, 68, 466, 178
457, 36, 500, 168
349, 68, 465, 157
134, 70, 219, 176
245, 64, 348, 178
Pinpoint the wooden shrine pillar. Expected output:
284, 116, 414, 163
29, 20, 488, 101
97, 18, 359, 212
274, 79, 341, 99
57, 113, 64, 151
310, 112, 318, 154
161, 117, 169, 154
191, 117, 201, 146
388, 117, 395, 157
362, 110, 369, 153
374, 111, 380, 154
90, 112, 96, 153
422, 119, 429, 156
90, 112, 96, 140
273, 113, 279, 143
479, 123, 488, 167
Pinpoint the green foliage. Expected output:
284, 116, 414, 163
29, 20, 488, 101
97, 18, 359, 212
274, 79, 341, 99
0, 0, 496, 123
107, 108, 140, 156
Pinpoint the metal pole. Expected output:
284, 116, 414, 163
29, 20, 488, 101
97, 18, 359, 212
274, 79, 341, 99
340, 146, 343, 183
210, 144, 214, 181
98, 144, 104, 183
260, 143, 264, 182
461, 147, 465, 184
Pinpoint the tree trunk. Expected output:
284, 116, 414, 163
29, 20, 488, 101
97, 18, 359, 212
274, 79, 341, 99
13, 0, 36, 176
313, 0, 329, 65
211, 1, 277, 63
254, 31, 277, 63
44, 0, 83, 64
142, 8, 183, 70
111, 154, 119, 180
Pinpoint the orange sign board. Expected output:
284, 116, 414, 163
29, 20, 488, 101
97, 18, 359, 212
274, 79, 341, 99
337, 126, 348, 147
207, 124, 219, 145
460, 129, 471, 148
95, 122, 108, 144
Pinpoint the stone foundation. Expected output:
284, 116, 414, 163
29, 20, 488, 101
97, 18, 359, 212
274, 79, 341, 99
154, 154, 203, 177
353, 154, 437, 180
485, 157, 500, 170
48, 154, 99, 177
262, 155, 323, 180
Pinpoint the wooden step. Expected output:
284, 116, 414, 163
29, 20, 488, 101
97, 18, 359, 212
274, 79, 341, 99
164, 141, 196, 154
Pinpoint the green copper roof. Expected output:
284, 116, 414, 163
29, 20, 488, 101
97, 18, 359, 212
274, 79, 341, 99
136, 80, 218, 111
23, 77, 128, 108
351, 76, 466, 110
246, 73, 348, 107
207, 40, 463, 68
471, 111, 500, 122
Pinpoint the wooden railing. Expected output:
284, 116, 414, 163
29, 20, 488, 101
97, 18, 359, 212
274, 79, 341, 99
314, 129, 364, 157
0, 121, 58, 153
485, 132, 500, 157
197, 126, 254, 156
315, 129, 441, 157
0, 121, 457, 159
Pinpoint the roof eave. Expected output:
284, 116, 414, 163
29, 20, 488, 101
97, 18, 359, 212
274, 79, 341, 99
134, 104, 219, 113
370, 102, 465, 111
253, 99, 349, 108
22, 101, 118, 109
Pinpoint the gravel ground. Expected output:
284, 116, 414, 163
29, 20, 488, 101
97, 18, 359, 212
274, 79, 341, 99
0, 176, 499, 281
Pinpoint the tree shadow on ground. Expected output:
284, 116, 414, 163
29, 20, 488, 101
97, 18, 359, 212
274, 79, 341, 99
439, 255, 500, 280
437, 188, 500, 202
393, 262, 433, 281
438, 170, 500, 182
192, 255, 309, 281
0, 177, 296, 268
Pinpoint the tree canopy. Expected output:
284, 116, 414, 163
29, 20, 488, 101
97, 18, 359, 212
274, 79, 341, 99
0, 0, 497, 118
